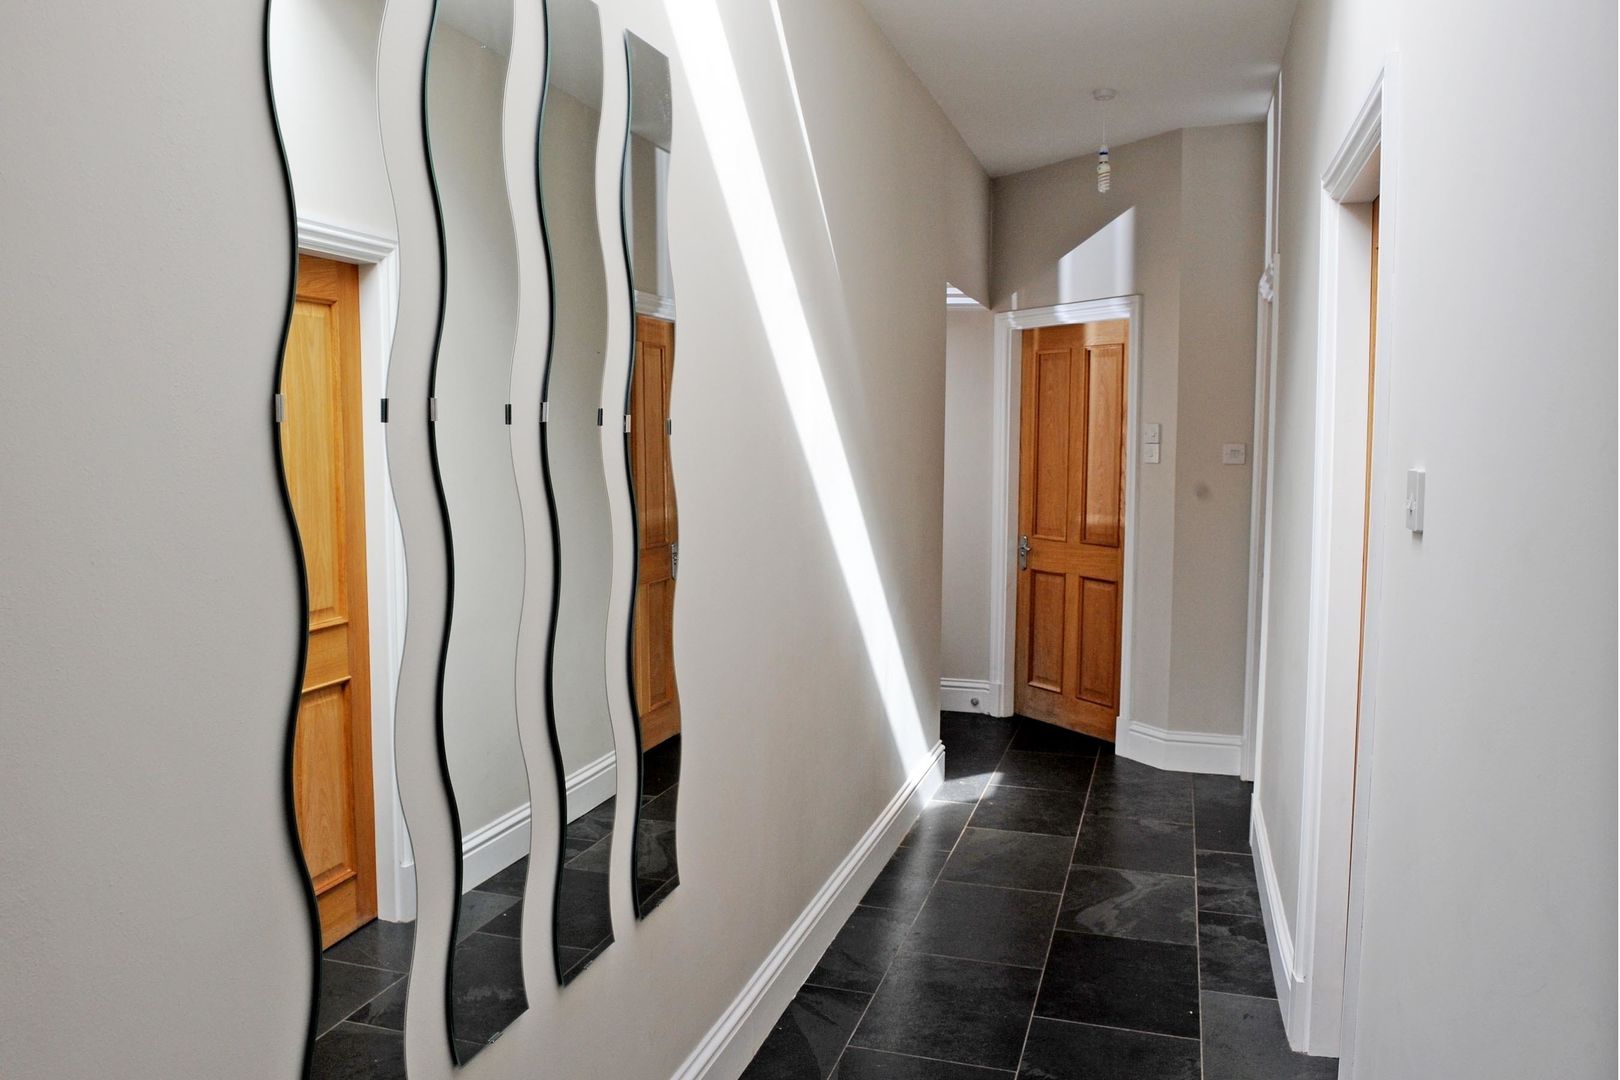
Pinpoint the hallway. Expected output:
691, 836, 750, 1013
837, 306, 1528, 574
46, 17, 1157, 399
743, 714, 1336, 1079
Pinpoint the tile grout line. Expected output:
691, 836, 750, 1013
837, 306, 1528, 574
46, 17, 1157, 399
1010, 737, 1099, 1077
822, 726, 1019, 1078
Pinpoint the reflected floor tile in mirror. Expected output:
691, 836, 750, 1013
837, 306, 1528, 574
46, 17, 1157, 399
312, 918, 414, 1080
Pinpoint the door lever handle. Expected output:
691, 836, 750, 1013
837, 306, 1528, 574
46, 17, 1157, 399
1018, 534, 1030, 570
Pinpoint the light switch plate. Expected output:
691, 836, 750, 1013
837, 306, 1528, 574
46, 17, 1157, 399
1405, 468, 1426, 532
1222, 443, 1248, 465
1145, 422, 1162, 445
1144, 443, 1161, 465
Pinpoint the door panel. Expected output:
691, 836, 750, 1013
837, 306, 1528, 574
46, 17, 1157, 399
631, 314, 680, 751
1013, 320, 1129, 739
283, 253, 377, 948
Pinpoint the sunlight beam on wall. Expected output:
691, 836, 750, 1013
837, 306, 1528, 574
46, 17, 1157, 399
666, 0, 928, 766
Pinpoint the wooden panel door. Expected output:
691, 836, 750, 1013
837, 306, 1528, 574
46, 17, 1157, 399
282, 254, 378, 947
631, 314, 681, 750
1013, 320, 1129, 740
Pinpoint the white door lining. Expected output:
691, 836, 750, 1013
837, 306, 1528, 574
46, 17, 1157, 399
988, 296, 1144, 738
296, 216, 414, 922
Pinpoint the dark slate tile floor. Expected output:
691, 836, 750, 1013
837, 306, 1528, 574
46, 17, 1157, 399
743, 712, 1339, 1080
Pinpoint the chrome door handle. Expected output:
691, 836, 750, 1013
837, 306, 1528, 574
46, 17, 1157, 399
1018, 535, 1030, 570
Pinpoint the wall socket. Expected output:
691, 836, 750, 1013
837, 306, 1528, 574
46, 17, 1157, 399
1143, 443, 1161, 465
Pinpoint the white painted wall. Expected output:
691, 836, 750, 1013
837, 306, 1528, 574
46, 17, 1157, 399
1252, 0, 1616, 1073
426, 23, 531, 848
269, 0, 396, 239
542, 86, 618, 788
0, 2, 990, 1080
940, 305, 996, 686
983, 124, 1265, 741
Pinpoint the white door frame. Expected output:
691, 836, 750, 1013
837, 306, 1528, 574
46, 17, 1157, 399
1257, 60, 1396, 1061
296, 216, 415, 922
987, 296, 1144, 740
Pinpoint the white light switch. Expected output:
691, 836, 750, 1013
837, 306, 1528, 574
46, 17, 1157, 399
1143, 443, 1161, 465
1145, 423, 1162, 445
1222, 443, 1248, 465
1405, 469, 1426, 533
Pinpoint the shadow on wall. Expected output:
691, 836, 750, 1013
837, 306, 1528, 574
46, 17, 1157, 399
1058, 207, 1136, 307
668, 0, 930, 769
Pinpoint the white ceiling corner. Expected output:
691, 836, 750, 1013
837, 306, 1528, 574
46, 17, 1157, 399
858, 0, 1298, 177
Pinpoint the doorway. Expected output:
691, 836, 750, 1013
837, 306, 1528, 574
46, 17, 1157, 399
988, 298, 1143, 736
1012, 319, 1130, 739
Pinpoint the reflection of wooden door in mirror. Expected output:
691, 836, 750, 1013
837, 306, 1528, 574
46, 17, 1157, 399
1013, 319, 1128, 741
631, 314, 680, 751
283, 254, 378, 947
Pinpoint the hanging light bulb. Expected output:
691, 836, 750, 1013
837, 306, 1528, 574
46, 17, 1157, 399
1092, 88, 1116, 194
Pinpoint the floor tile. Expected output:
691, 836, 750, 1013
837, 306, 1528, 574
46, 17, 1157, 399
832, 1047, 1012, 1078
1035, 931, 1200, 1039
449, 931, 528, 1047
323, 919, 414, 974
938, 745, 1004, 803
741, 985, 870, 1080
643, 736, 682, 798
900, 800, 974, 851
1072, 813, 1194, 876
968, 785, 1084, 837
475, 855, 531, 897
311, 1021, 406, 1080
862, 844, 950, 915
1087, 759, 1195, 822
1058, 865, 1196, 945
555, 867, 614, 951
809, 905, 915, 994
904, 880, 1059, 968
851, 952, 1041, 1071
941, 712, 1018, 751
1197, 850, 1261, 918
456, 889, 520, 940
1008, 720, 1107, 755
1201, 992, 1339, 1079
1198, 912, 1275, 997
480, 898, 523, 938
1194, 774, 1252, 854
1017, 1017, 1200, 1080
942, 828, 1072, 893
993, 751, 1095, 794
317, 960, 403, 1038
344, 978, 407, 1031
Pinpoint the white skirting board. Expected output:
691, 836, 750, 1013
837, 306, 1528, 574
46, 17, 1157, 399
1252, 798, 1309, 1048
460, 751, 619, 891
1115, 719, 1243, 776
460, 803, 531, 893
671, 742, 947, 1080
940, 678, 997, 715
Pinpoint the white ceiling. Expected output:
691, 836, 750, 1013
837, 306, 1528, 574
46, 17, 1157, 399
858, 0, 1298, 177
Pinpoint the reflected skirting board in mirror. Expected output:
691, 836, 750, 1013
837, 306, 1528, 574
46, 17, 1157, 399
622, 30, 681, 919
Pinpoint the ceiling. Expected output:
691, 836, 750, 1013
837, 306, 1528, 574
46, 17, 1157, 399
857, 0, 1298, 177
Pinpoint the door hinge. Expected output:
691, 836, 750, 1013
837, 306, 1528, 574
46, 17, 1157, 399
624, 413, 632, 434
670, 541, 678, 580
504, 403, 512, 425
541, 400, 550, 424
380, 397, 389, 423
273, 393, 285, 423
429, 397, 439, 423
665, 417, 673, 436
596, 407, 604, 427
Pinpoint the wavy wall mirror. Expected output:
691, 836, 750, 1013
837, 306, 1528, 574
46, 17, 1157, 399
621, 31, 680, 917
537, 0, 618, 984
267, 0, 418, 1076
423, 0, 532, 1059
